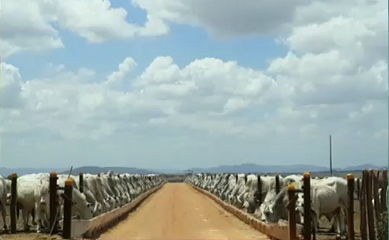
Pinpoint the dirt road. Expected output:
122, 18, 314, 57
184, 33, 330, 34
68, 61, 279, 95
99, 183, 270, 240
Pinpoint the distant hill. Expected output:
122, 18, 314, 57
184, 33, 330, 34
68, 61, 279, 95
0, 167, 68, 177
0, 166, 158, 177
60, 166, 159, 175
341, 164, 387, 172
184, 163, 387, 174
1, 163, 385, 177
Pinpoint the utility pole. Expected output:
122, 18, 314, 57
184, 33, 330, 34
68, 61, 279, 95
330, 135, 333, 176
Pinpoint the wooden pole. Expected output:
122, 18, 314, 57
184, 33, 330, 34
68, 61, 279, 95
10, 173, 17, 234
366, 170, 376, 240
303, 172, 311, 240
373, 170, 380, 217
63, 179, 73, 239
287, 184, 297, 240
275, 174, 280, 194
347, 174, 355, 240
356, 178, 360, 200
256, 175, 262, 204
380, 170, 388, 212
79, 173, 84, 193
360, 170, 367, 240
49, 171, 58, 235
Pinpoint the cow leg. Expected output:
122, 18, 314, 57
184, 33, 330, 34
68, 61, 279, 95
35, 202, 43, 233
311, 211, 319, 235
334, 212, 343, 238
339, 210, 347, 236
22, 209, 29, 231
330, 216, 337, 233
32, 208, 35, 223
0, 202, 7, 230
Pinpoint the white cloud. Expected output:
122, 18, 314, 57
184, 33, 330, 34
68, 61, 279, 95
0, 0, 387, 168
0, 63, 25, 109
131, 0, 310, 38
0, 0, 169, 58
2, 52, 387, 167
105, 57, 138, 87
0, 0, 64, 58
53, 0, 169, 43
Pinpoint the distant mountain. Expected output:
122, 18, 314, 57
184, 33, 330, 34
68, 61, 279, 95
1, 163, 385, 177
0, 166, 159, 177
184, 163, 387, 174
342, 164, 387, 172
0, 167, 68, 177
61, 166, 159, 175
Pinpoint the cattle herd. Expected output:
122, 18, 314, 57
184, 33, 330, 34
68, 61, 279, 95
185, 172, 387, 238
0, 171, 164, 234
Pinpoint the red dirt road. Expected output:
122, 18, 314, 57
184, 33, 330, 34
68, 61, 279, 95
99, 183, 270, 240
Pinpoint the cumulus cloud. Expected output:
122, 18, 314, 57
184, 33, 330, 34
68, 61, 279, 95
0, 63, 25, 109
52, 0, 169, 43
131, 0, 310, 38
0, 0, 64, 58
0, 0, 387, 168
0, 0, 169, 58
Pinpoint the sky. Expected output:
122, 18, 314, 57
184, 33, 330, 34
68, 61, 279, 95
0, 0, 387, 170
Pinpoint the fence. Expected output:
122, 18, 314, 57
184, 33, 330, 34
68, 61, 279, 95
282, 170, 387, 240
189, 169, 388, 240
358, 169, 388, 240
7, 172, 165, 239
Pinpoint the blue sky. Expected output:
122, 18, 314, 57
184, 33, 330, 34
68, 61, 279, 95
0, 0, 387, 170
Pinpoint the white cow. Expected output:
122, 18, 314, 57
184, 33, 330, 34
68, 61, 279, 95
0, 176, 11, 230
16, 174, 50, 233
296, 183, 347, 237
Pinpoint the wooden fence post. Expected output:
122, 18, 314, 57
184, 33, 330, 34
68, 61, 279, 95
10, 173, 17, 234
303, 172, 311, 240
381, 170, 388, 212
49, 171, 58, 235
360, 170, 368, 240
287, 184, 297, 240
256, 175, 262, 204
347, 174, 355, 240
373, 170, 380, 218
356, 178, 360, 200
366, 170, 376, 240
79, 173, 84, 193
275, 174, 280, 194
63, 179, 73, 239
